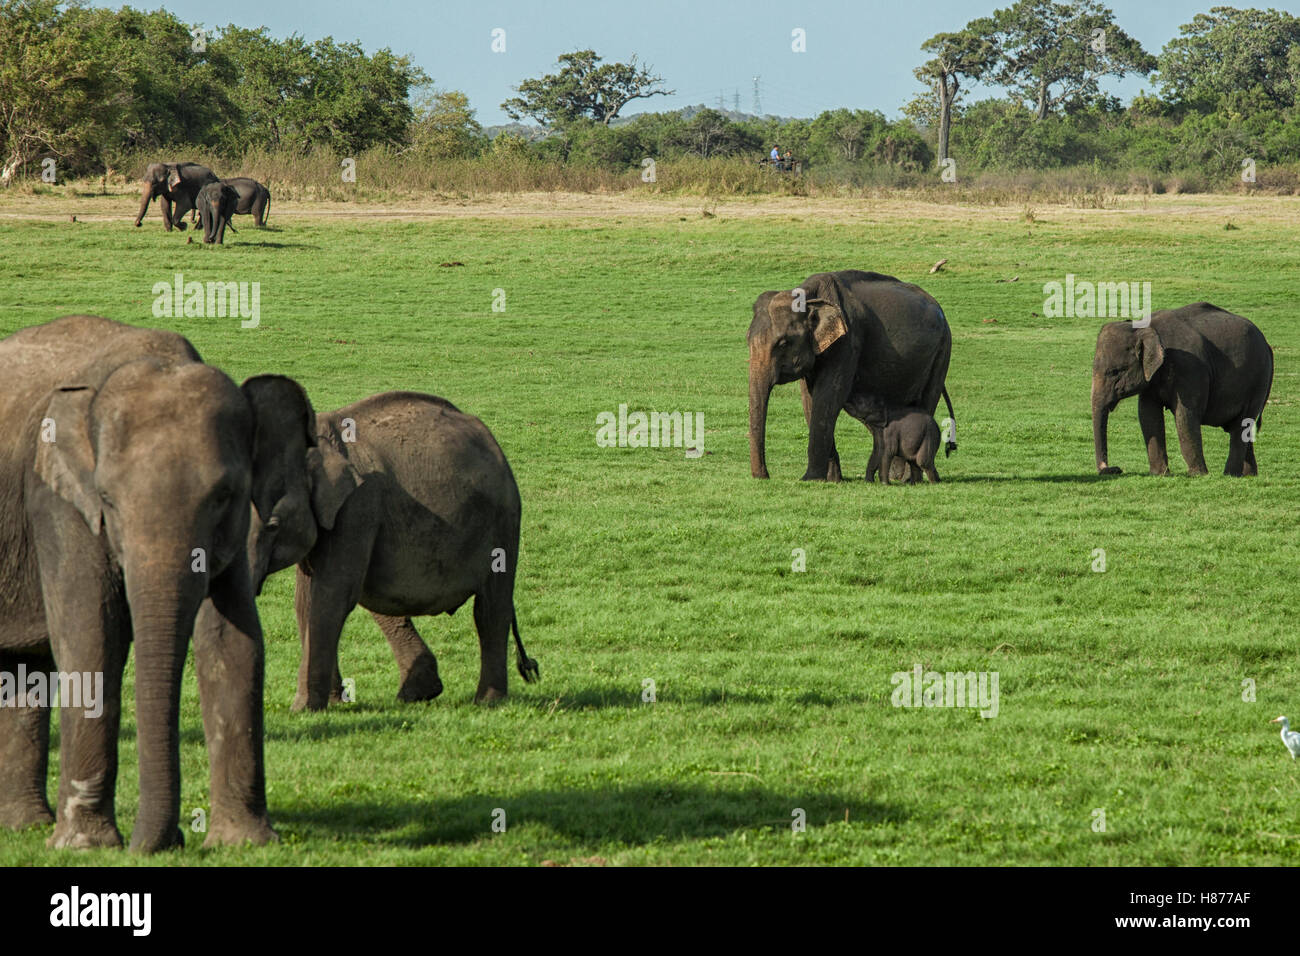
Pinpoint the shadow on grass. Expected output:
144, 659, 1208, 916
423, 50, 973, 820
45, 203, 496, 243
275, 783, 905, 847
546, 685, 869, 710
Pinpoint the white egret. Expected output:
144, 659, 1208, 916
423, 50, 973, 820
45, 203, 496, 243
1271, 716, 1300, 759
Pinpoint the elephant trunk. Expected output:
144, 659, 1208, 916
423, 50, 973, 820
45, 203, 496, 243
124, 572, 204, 853
748, 356, 775, 479
134, 181, 154, 226
1091, 378, 1111, 472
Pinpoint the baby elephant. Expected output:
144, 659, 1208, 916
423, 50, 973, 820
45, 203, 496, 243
218, 177, 271, 226
845, 393, 943, 484
241, 381, 538, 709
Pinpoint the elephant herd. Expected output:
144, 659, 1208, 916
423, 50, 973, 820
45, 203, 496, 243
0, 316, 534, 852
747, 270, 1274, 482
0, 221, 1275, 853
134, 161, 271, 244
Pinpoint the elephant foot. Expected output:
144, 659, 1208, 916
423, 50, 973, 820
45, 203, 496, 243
48, 815, 123, 850
397, 656, 443, 702
291, 690, 329, 712
1098, 465, 1122, 475
175, 221, 187, 232
474, 686, 507, 705
204, 812, 278, 848
0, 799, 54, 830
127, 825, 184, 854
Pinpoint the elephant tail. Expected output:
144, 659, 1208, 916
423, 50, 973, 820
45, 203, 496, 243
941, 386, 957, 457
513, 611, 539, 683
263, 192, 270, 227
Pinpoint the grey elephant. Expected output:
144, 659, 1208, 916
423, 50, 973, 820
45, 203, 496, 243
216, 177, 271, 226
0, 315, 275, 853
844, 394, 943, 484
133, 162, 218, 231
240, 381, 539, 710
1092, 304, 1273, 476
197, 181, 239, 244
748, 270, 955, 481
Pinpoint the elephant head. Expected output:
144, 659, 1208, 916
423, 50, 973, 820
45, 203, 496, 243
198, 183, 238, 244
1091, 320, 1165, 474
240, 376, 362, 594
746, 289, 848, 478
33, 360, 254, 849
135, 163, 176, 227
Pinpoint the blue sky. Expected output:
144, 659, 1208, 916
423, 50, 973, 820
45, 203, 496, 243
117, 0, 1278, 124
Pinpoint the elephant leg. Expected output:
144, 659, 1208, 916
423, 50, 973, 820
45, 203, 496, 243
801, 380, 841, 482
471, 590, 513, 703
161, 196, 174, 231
44, 609, 129, 850
0, 648, 55, 830
907, 462, 923, 484
370, 613, 442, 702
171, 194, 193, 230
1172, 403, 1208, 475
1224, 425, 1246, 477
1243, 439, 1258, 477
1137, 394, 1170, 476
192, 563, 276, 848
293, 566, 360, 712
925, 462, 941, 483
880, 450, 894, 486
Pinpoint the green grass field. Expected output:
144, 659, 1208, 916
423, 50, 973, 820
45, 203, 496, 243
1, 191, 1299, 865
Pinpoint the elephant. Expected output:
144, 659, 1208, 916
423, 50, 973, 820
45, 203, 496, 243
843, 394, 944, 485
0, 315, 275, 853
216, 177, 271, 226
197, 181, 239, 244
133, 162, 218, 231
748, 270, 955, 482
1091, 304, 1274, 476
239, 381, 539, 710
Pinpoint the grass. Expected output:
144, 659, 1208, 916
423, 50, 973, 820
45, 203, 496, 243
0, 191, 1298, 865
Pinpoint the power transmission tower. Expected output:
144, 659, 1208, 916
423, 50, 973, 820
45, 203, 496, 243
733, 90, 740, 113
752, 76, 762, 115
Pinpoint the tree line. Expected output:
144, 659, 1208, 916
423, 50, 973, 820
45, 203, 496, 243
2, 0, 1297, 186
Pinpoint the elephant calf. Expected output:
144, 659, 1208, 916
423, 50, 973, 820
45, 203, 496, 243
241, 382, 538, 710
1091, 304, 1273, 476
844, 394, 943, 484
217, 177, 271, 226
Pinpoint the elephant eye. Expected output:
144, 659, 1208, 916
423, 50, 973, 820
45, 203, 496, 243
98, 490, 115, 508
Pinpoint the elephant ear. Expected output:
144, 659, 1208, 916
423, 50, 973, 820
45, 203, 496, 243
166, 166, 182, 190
807, 298, 847, 354
33, 386, 102, 534
307, 431, 361, 531
1136, 327, 1165, 380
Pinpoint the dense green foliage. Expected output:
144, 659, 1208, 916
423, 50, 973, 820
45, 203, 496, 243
1, 2, 1296, 187
0, 193, 1298, 864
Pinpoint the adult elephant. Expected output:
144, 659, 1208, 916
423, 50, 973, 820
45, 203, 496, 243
1092, 304, 1273, 476
240, 380, 539, 711
218, 178, 271, 226
748, 270, 953, 481
0, 316, 275, 853
133, 162, 218, 231
197, 181, 239, 244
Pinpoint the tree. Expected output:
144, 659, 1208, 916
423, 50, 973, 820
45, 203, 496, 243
0, 0, 125, 183
913, 22, 997, 162
1156, 7, 1300, 115
502, 50, 673, 127
988, 0, 1156, 120
408, 88, 484, 158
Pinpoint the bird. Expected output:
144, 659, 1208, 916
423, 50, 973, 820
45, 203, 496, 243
1271, 716, 1300, 759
